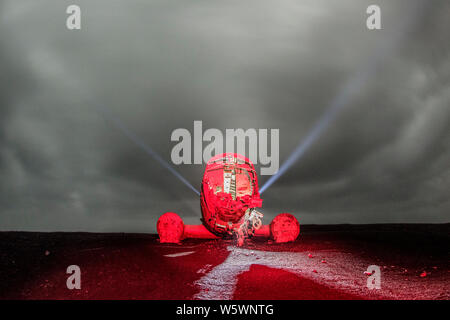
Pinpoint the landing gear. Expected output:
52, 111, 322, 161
157, 212, 300, 245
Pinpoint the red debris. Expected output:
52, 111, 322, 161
321, 260, 326, 263
308, 254, 313, 258
420, 271, 427, 278
313, 269, 318, 273
364, 271, 373, 276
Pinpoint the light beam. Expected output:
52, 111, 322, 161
97, 105, 200, 196
260, 0, 427, 194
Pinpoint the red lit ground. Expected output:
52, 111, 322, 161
0, 225, 448, 300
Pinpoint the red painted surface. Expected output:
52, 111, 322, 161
157, 153, 300, 244
157, 212, 219, 242
1, 224, 448, 300
253, 225, 271, 238
183, 224, 220, 239
157, 212, 184, 243
233, 265, 364, 300
200, 153, 263, 236
270, 213, 300, 243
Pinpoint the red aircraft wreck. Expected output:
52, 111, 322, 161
157, 153, 300, 245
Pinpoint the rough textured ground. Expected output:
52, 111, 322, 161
0, 224, 448, 300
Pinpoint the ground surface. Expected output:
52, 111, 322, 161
0, 224, 448, 300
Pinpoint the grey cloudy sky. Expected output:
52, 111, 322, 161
0, 0, 449, 232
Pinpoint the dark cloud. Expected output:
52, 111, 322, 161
0, 0, 448, 232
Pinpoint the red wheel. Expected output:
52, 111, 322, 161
157, 212, 184, 243
270, 213, 300, 243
